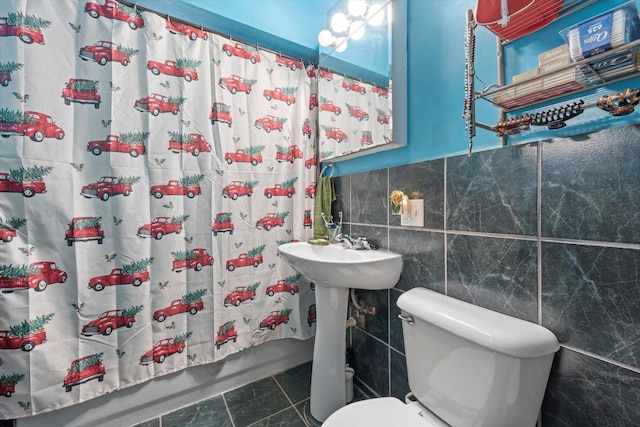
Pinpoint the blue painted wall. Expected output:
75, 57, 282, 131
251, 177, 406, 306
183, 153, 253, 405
134, 0, 640, 176
335, 0, 640, 175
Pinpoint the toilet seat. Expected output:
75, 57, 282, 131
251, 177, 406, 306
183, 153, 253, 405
322, 397, 447, 427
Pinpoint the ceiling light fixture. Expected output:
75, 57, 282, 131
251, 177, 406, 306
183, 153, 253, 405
317, 0, 387, 52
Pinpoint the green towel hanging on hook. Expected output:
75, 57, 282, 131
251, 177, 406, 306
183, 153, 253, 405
313, 164, 336, 239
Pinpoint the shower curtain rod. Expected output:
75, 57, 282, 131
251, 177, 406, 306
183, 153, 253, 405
118, 0, 314, 65
118, 1, 389, 89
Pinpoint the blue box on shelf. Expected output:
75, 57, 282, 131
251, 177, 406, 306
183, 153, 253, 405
560, 1, 640, 62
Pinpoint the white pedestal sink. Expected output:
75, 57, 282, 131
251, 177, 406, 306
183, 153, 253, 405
278, 242, 403, 422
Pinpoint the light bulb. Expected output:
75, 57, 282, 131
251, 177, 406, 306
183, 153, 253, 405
366, 3, 385, 26
335, 37, 348, 52
330, 12, 349, 33
349, 22, 365, 40
348, 0, 368, 17
318, 29, 334, 47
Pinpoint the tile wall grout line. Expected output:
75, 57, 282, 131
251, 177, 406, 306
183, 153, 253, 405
246, 406, 302, 427
272, 375, 309, 425
354, 325, 392, 349
390, 343, 406, 357
539, 236, 640, 250
221, 393, 237, 427
354, 376, 382, 398
353, 221, 640, 251
444, 157, 448, 296
537, 141, 543, 326
386, 167, 392, 397
559, 343, 640, 374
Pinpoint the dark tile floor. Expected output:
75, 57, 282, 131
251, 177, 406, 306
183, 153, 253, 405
132, 361, 369, 427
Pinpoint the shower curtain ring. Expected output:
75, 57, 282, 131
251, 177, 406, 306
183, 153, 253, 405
320, 163, 334, 178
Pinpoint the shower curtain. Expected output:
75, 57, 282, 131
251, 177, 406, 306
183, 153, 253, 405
0, 0, 317, 418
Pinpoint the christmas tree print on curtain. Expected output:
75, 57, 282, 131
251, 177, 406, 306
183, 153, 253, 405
0, 0, 317, 419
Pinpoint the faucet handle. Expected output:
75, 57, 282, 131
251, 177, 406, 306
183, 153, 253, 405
359, 237, 379, 250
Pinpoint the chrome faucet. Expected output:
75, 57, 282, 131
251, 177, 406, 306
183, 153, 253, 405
335, 233, 377, 250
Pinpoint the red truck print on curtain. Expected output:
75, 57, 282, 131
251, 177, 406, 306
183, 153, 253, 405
0, 329, 46, 352
63, 353, 105, 392
134, 93, 184, 116
361, 131, 373, 145
171, 248, 214, 272
0, 165, 52, 197
0, 61, 22, 87
225, 146, 264, 165
224, 282, 259, 307
259, 309, 292, 330
81, 306, 143, 336
87, 133, 147, 157
305, 182, 316, 199
373, 85, 389, 97
139, 332, 191, 365
323, 126, 347, 143
377, 108, 390, 124
147, 58, 200, 82
65, 216, 104, 246
304, 210, 312, 228
81, 176, 140, 201
151, 178, 202, 199
305, 156, 317, 169
0, 228, 16, 243
0, 218, 24, 244
318, 69, 333, 80
62, 79, 101, 108
210, 102, 232, 126
263, 87, 296, 105
0, 313, 53, 352
85, 1, 144, 30
319, 99, 342, 115
222, 42, 260, 63
166, 19, 208, 41
342, 79, 366, 94
79, 41, 138, 66
222, 180, 257, 200
0, 372, 24, 397
275, 145, 303, 163
254, 115, 285, 133
266, 275, 299, 296
212, 213, 234, 236
308, 304, 316, 327
309, 94, 318, 110
0, 110, 65, 142
88, 258, 153, 291
153, 289, 207, 322
0, 262, 67, 293
215, 321, 237, 349
275, 55, 303, 71
0, 12, 49, 45
226, 245, 265, 271
256, 212, 288, 231
265, 178, 297, 198
347, 104, 369, 121
302, 118, 312, 138
168, 132, 211, 156
137, 215, 188, 240
218, 75, 255, 94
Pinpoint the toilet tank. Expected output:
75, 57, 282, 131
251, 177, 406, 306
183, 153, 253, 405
397, 288, 559, 427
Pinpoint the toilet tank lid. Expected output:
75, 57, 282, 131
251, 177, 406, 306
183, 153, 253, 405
397, 288, 559, 358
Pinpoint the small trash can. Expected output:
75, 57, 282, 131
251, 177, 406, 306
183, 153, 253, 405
345, 366, 355, 403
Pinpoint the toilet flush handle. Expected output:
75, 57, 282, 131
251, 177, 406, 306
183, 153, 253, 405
398, 314, 415, 326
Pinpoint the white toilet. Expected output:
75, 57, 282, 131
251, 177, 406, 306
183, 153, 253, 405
323, 287, 560, 427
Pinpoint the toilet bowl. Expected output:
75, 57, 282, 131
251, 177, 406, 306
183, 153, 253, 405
323, 396, 448, 426
322, 288, 559, 427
